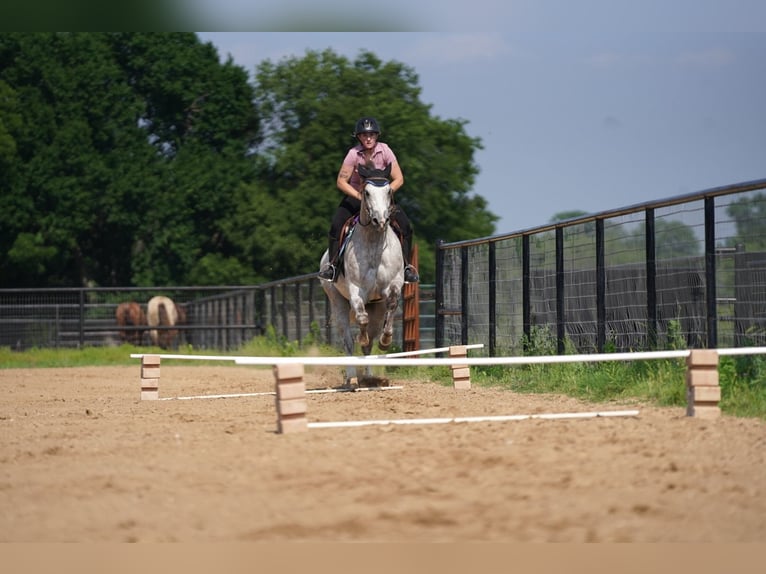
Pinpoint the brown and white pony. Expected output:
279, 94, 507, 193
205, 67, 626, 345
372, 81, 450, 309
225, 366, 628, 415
115, 302, 146, 345
146, 295, 184, 349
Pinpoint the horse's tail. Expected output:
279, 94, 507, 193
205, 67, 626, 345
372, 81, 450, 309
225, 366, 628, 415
148, 296, 179, 349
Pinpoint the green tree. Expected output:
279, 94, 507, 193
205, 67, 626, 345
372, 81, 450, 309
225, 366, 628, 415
0, 38, 497, 288
0, 32, 259, 287
227, 49, 497, 283
550, 210, 590, 223
725, 192, 766, 251
622, 218, 700, 260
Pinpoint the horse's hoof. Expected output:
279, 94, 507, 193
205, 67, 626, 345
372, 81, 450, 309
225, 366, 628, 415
379, 334, 392, 350
344, 377, 359, 390
359, 375, 390, 388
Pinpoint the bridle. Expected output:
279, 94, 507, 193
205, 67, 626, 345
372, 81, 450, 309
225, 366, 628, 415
358, 178, 392, 228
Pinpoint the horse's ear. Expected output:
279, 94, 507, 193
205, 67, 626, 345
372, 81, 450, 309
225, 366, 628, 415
358, 163, 392, 183
358, 164, 372, 180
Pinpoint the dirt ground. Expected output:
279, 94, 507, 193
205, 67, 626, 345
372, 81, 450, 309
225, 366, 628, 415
1, 363, 765, 542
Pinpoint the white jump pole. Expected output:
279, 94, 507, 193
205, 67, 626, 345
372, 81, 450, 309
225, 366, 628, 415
130, 346, 766, 367
128, 343, 485, 365
363, 343, 484, 359
307, 409, 641, 429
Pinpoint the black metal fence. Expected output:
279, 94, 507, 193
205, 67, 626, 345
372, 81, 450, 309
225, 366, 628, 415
0, 276, 436, 352
435, 178, 766, 355
4, 178, 764, 356
0, 285, 264, 351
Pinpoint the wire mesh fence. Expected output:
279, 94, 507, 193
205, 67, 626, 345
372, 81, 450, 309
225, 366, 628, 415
436, 179, 766, 355
0, 278, 436, 353
3, 179, 765, 356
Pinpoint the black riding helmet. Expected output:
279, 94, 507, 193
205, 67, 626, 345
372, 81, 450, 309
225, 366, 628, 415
353, 117, 381, 137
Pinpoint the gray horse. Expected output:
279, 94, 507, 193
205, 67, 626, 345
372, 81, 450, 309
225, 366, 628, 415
319, 165, 405, 386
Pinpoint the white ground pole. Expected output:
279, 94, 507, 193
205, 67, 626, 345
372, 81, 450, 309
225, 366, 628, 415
132, 346, 766, 367
307, 409, 642, 429
159, 386, 404, 401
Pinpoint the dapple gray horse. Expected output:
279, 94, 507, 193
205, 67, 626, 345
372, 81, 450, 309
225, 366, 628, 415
319, 164, 405, 386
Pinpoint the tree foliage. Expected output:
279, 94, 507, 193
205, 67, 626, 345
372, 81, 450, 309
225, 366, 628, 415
543, 210, 700, 266
0, 35, 495, 288
228, 49, 496, 282
725, 192, 766, 251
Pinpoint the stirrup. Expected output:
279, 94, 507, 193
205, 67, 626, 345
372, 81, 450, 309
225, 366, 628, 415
404, 264, 419, 284
318, 264, 337, 282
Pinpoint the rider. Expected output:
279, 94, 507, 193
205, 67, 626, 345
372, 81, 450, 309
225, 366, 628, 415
318, 117, 420, 284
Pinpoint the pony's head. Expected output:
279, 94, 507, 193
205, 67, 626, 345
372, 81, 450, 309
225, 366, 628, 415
358, 164, 394, 230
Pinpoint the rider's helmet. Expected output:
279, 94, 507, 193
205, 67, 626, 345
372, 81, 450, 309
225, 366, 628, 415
353, 117, 381, 137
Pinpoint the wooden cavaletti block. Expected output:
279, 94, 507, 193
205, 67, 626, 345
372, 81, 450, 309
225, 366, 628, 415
449, 345, 471, 390
140, 355, 161, 400
274, 364, 307, 433
685, 350, 720, 419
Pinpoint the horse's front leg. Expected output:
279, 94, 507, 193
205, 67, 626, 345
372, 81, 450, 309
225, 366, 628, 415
379, 286, 401, 350
348, 288, 370, 348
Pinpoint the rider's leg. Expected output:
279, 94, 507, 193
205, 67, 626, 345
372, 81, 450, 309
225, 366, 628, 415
318, 234, 340, 280
319, 201, 356, 281
394, 208, 419, 283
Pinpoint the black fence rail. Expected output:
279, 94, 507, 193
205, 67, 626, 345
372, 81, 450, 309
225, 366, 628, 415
0, 285, 266, 351
0, 278, 436, 352
435, 178, 766, 355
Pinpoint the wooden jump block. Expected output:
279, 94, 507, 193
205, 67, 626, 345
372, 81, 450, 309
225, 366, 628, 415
277, 398, 308, 416
449, 345, 468, 357
276, 381, 306, 400
449, 346, 471, 389
141, 378, 159, 401
451, 366, 472, 390
686, 369, 719, 387
687, 405, 721, 419
688, 385, 721, 403
686, 349, 719, 368
140, 355, 161, 400
273, 363, 307, 434
685, 350, 720, 419
273, 363, 304, 382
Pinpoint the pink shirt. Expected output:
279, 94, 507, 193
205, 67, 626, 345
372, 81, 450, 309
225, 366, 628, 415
342, 142, 398, 191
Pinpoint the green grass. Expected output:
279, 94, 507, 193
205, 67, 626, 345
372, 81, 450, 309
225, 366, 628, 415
0, 344, 151, 368
0, 336, 341, 369
459, 354, 766, 421
2, 335, 765, 421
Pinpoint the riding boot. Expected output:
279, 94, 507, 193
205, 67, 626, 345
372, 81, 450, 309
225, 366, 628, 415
318, 236, 340, 281
400, 236, 420, 284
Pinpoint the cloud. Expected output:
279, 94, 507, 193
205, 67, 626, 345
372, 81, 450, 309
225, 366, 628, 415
410, 33, 512, 64
675, 48, 734, 68
603, 115, 622, 130
587, 52, 625, 68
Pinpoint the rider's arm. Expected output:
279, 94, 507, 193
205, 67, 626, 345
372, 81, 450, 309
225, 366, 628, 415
337, 164, 361, 200
389, 160, 404, 193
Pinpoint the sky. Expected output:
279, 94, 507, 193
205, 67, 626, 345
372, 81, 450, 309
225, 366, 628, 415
195, 1, 766, 235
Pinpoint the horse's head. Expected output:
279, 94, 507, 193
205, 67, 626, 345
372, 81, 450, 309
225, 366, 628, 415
358, 164, 394, 230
